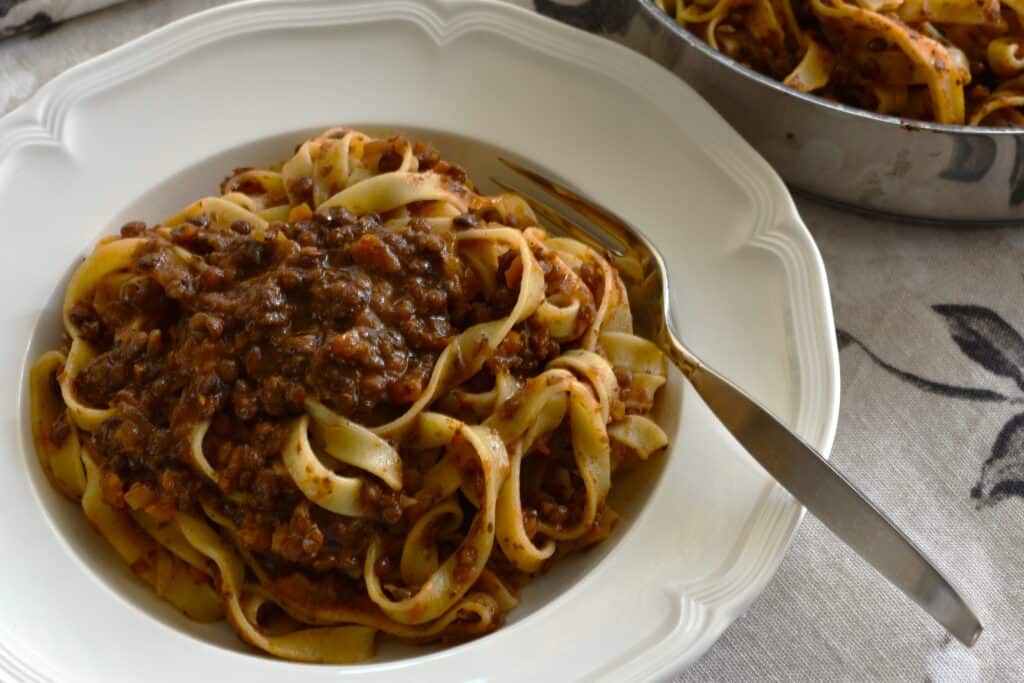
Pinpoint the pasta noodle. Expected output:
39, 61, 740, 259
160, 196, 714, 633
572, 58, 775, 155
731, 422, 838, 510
656, 0, 1024, 125
29, 128, 669, 662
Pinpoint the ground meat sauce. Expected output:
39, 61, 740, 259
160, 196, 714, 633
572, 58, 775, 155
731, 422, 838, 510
68, 203, 528, 577
29, 131, 674, 663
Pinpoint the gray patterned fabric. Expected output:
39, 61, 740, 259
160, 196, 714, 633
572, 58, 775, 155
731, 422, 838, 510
2, 0, 1022, 680
0, 1, 124, 38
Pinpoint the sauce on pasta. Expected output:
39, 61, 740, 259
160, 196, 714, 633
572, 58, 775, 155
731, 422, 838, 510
30, 128, 669, 662
657, 0, 1024, 125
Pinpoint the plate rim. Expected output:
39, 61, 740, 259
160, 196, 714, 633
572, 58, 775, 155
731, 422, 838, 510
0, 0, 840, 680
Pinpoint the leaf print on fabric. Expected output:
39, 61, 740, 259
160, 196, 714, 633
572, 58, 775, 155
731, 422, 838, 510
838, 329, 1007, 402
0, 11, 53, 39
933, 304, 1024, 393
836, 328, 853, 351
971, 412, 1024, 508
840, 315, 1024, 509
0, 2, 28, 18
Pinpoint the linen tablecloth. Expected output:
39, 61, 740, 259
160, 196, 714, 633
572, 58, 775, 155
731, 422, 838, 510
2, 1, 1022, 680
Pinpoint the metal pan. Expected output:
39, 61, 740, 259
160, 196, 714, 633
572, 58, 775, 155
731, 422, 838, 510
563, 0, 1024, 223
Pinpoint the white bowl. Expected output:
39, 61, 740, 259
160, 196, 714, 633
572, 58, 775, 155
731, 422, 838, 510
0, 1, 839, 680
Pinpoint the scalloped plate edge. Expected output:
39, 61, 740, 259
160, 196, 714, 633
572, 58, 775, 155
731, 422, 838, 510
0, 1, 839, 679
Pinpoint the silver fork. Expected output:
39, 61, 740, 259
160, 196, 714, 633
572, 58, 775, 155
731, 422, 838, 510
495, 158, 983, 647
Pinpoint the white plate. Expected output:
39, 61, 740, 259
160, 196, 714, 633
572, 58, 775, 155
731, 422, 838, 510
0, 1, 839, 680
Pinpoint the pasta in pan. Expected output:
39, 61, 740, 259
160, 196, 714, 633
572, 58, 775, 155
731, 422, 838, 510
657, 0, 1024, 125
30, 128, 669, 662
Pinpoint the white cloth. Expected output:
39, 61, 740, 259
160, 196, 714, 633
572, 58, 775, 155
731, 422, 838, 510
2, 1, 1021, 680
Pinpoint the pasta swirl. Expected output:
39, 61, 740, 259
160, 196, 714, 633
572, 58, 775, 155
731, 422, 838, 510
29, 128, 669, 662
657, 0, 1024, 124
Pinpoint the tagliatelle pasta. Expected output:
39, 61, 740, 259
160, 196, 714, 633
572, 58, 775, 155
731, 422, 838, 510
29, 128, 669, 662
657, 0, 1024, 125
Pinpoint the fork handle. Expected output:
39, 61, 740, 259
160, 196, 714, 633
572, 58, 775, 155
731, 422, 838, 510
661, 336, 983, 646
